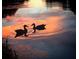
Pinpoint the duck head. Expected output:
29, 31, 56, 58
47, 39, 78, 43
24, 25, 28, 28
31, 23, 35, 26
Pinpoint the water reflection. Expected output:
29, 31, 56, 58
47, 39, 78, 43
2, 1, 75, 59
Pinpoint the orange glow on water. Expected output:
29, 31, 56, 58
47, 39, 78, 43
2, 16, 64, 38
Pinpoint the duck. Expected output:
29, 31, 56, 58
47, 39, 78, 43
15, 25, 28, 38
31, 23, 46, 33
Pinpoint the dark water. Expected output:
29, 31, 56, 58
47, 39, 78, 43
2, 9, 18, 18
7, 30, 76, 59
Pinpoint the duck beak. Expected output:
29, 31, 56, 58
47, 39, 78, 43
31, 24, 33, 26
26, 25, 28, 27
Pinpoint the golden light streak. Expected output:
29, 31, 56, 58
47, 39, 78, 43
28, 0, 46, 8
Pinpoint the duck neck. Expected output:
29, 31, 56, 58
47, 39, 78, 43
33, 24, 36, 28
24, 27, 27, 30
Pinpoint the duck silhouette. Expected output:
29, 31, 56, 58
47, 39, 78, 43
15, 25, 28, 38
31, 23, 46, 33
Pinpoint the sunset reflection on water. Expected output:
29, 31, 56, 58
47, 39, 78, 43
2, 16, 64, 38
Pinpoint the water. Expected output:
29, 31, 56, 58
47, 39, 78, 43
3, 14, 76, 59
2, 6, 76, 59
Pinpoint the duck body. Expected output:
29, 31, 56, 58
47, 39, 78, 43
15, 25, 28, 38
32, 23, 46, 33
35, 24, 46, 30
